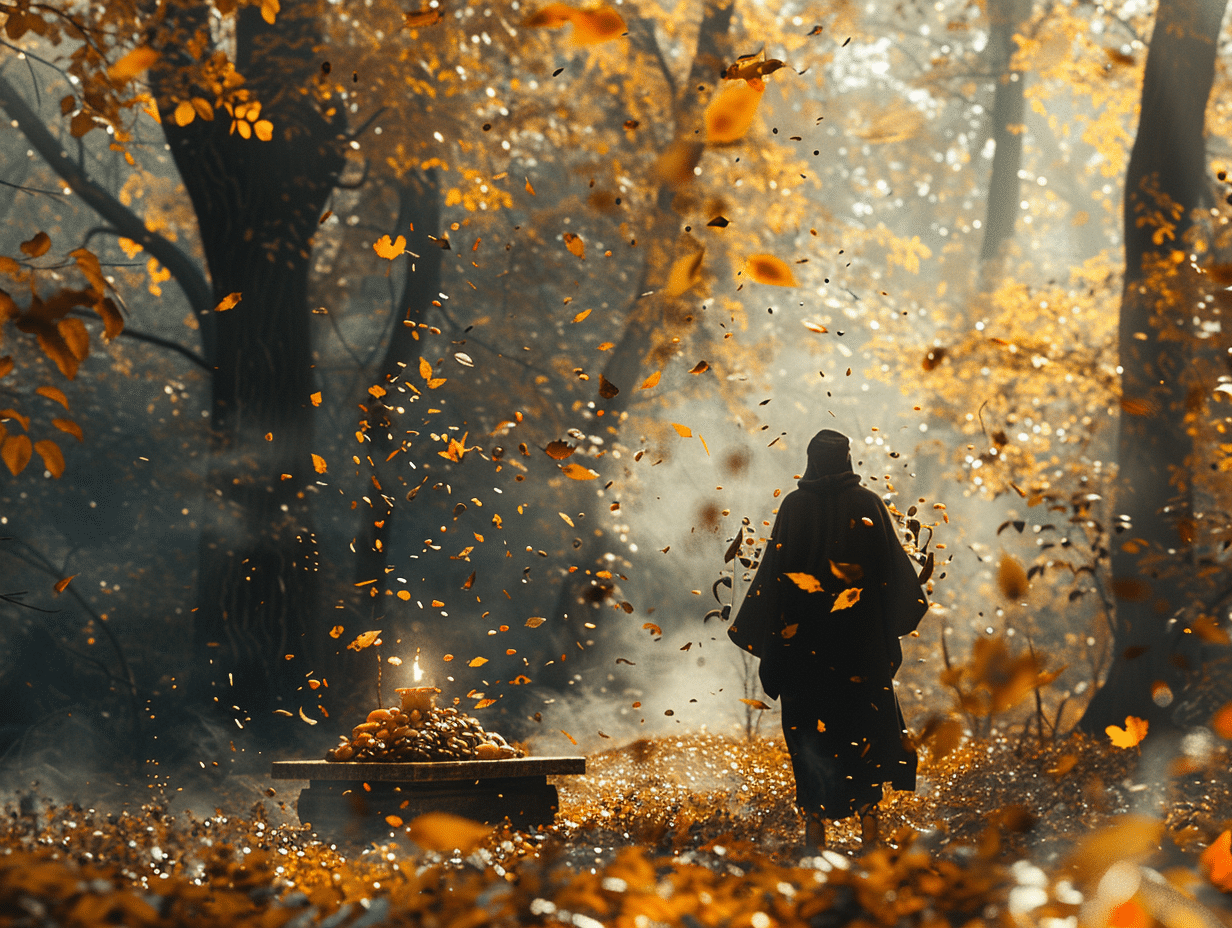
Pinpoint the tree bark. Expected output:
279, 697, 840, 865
149, 0, 347, 718
1078, 0, 1226, 733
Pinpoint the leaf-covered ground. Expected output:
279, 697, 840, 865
2, 730, 1231, 927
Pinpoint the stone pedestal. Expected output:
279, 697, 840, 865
270, 757, 585, 841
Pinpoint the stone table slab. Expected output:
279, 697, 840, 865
270, 756, 585, 782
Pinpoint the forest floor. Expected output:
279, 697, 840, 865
1, 728, 1231, 926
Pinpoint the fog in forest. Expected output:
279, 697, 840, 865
2, 0, 1232, 910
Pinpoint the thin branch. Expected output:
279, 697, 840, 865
0, 72, 215, 332
67, 308, 212, 371
347, 105, 388, 141
0, 177, 68, 197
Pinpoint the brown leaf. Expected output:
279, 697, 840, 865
404, 7, 443, 27
598, 374, 619, 398
997, 552, 1029, 600
33, 439, 64, 478
831, 587, 862, 611
786, 572, 823, 593
704, 81, 764, 143
95, 298, 124, 342
1, 408, 30, 431
743, 254, 798, 286
53, 575, 76, 594
543, 440, 575, 460
0, 356, 12, 379
108, 46, 158, 81
52, 418, 83, 442
2, 434, 33, 475
688, 360, 710, 375
35, 385, 69, 409
642, 622, 662, 636
829, 560, 863, 583
70, 112, 96, 137
525, 616, 546, 628
347, 630, 382, 651
739, 698, 771, 710
57, 318, 90, 361
560, 462, 599, 480
20, 232, 51, 258
213, 292, 242, 313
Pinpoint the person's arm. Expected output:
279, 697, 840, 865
728, 507, 789, 656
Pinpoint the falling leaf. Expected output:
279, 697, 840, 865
572, 309, 591, 323
403, 6, 443, 27
397, 590, 412, 601
1201, 830, 1232, 891
707, 216, 730, 228
688, 360, 710, 375
559, 512, 575, 527
1, 434, 32, 476
419, 357, 433, 380
563, 232, 586, 259
816, 720, 826, 732
704, 80, 764, 143
469, 656, 488, 667
374, 234, 407, 260
740, 698, 772, 710
829, 560, 864, 583
1047, 754, 1078, 776
405, 812, 491, 853
35, 386, 69, 409
781, 623, 798, 639
385, 814, 405, 829
723, 56, 787, 83
1212, 702, 1232, 739
743, 254, 798, 286
598, 374, 619, 398
311, 453, 327, 473
108, 46, 159, 81
213, 292, 242, 312
253, 119, 274, 141
997, 552, 1029, 600
310, 392, 322, 406
523, 3, 626, 45
653, 141, 704, 186
786, 572, 823, 593
543, 440, 575, 460
347, 630, 382, 651
561, 462, 600, 480
803, 320, 828, 333
33, 440, 64, 478
664, 250, 705, 297
273, 709, 294, 716
53, 575, 76, 594
174, 101, 196, 126
298, 706, 318, 725
526, 616, 546, 627
474, 698, 497, 709
1106, 715, 1149, 749
20, 232, 51, 258
330, 625, 344, 638
831, 587, 862, 611
1, 409, 30, 431
640, 371, 662, 390
671, 423, 692, 438
642, 622, 662, 636
560, 729, 578, 745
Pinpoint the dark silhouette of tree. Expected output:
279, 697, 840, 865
1078, 0, 1228, 732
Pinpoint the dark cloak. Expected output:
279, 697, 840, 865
728, 430, 928, 817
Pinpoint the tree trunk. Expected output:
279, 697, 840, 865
977, 0, 1031, 276
150, 0, 347, 718
352, 172, 444, 618
1078, 0, 1226, 733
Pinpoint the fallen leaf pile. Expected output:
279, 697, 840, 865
325, 686, 522, 762
2, 729, 1231, 928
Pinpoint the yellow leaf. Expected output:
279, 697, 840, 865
559, 511, 574, 527
33, 439, 64, 478
310, 392, 322, 406
419, 357, 433, 380
474, 698, 497, 709
260, 0, 279, 24
671, 422, 692, 438
560, 462, 599, 480
214, 292, 242, 312
174, 101, 196, 127
311, 453, 327, 473
664, 249, 705, 297
523, 3, 625, 45
235, 118, 252, 139
743, 254, 798, 286
2, 434, 32, 475
190, 97, 214, 120
525, 616, 546, 627
563, 232, 585, 259
572, 309, 591, 323
373, 234, 407, 260
35, 386, 69, 409
1106, 715, 1148, 749
253, 119, 274, 141
831, 587, 862, 611
704, 80, 764, 143
405, 811, 491, 852
469, 656, 488, 667
786, 572, 822, 593
108, 46, 159, 81
53, 575, 76, 594
640, 370, 662, 390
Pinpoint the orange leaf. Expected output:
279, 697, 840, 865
311, 453, 327, 473
20, 232, 51, 258
468, 656, 488, 667
571, 309, 591, 323
997, 552, 1029, 600
525, 616, 546, 627
1212, 702, 1232, 739
347, 630, 382, 651
374, 234, 407, 259
108, 46, 158, 81
253, 119, 273, 141
1, 408, 30, 431
544, 440, 575, 460
52, 418, 83, 442
688, 360, 709, 375
174, 101, 196, 127
560, 462, 599, 480
33, 439, 64, 478
35, 385, 69, 409
1106, 715, 1148, 749
329, 625, 345, 638
786, 572, 822, 593
2, 434, 32, 475
664, 250, 705, 297
404, 7, 443, 27
743, 254, 798, 286
419, 357, 433, 380
385, 814, 404, 828
831, 587, 862, 611
563, 232, 585, 259
639, 370, 662, 390
740, 698, 771, 710
642, 622, 662, 636
671, 422, 692, 438
1201, 829, 1232, 891
704, 81, 764, 143
213, 292, 242, 312
58, 318, 90, 361
53, 575, 76, 593
0, 356, 12, 379
310, 391, 322, 406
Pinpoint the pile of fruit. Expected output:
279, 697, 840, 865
324, 686, 522, 762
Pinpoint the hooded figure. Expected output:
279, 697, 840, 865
728, 429, 927, 848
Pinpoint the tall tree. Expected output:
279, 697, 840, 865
1078, 0, 1227, 732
